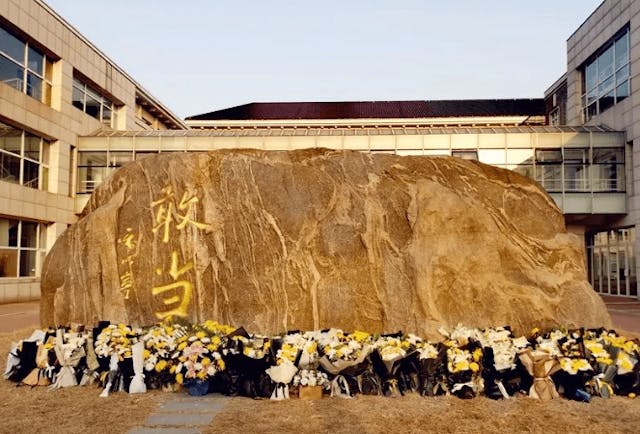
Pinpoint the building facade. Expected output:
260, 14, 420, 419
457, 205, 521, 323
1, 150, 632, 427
1, 0, 637, 303
0, 0, 185, 302
545, 0, 639, 298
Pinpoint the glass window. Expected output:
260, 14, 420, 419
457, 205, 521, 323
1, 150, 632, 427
19, 249, 37, 277
0, 152, 20, 184
0, 218, 45, 278
20, 222, 38, 248
615, 32, 628, 70
593, 148, 623, 163
23, 134, 40, 162
27, 46, 43, 74
582, 26, 630, 121
564, 164, 589, 191
22, 159, 39, 188
452, 150, 478, 160
564, 148, 589, 163
535, 165, 562, 191
0, 27, 25, 63
0, 54, 24, 91
597, 45, 614, 81
0, 121, 49, 190
616, 81, 629, 102
85, 93, 101, 119
72, 77, 116, 126
535, 149, 562, 163
78, 151, 107, 166
72, 84, 84, 111
109, 151, 133, 167
0, 132, 22, 154
26, 72, 42, 100
0, 24, 52, 104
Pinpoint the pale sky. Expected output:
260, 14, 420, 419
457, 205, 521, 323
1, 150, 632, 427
45, 0, 603, 119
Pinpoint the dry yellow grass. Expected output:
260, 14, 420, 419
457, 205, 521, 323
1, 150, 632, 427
206, 394, 640, 434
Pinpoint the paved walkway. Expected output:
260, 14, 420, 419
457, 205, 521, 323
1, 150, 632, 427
601, 295, 640, 333
0, 301, 39, 333
129, 394, 228, 434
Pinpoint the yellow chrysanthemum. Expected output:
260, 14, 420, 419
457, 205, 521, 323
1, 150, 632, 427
176, 373, 184, 384
155, 360, 168, 372
216, 359, 225, 370
351, 330, 370, 343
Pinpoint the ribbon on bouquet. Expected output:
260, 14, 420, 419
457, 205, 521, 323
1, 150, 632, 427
330, 375, 351, 398
270, 382, 289, 400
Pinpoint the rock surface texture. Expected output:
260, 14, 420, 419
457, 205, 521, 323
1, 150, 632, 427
41, 149, 611, 336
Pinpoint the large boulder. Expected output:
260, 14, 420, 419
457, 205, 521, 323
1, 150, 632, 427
41, 149, 611, 337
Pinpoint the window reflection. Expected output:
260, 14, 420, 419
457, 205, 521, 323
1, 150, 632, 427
583, 26, 630, 121
0, 218, 43, 278
0, 24, 52, 104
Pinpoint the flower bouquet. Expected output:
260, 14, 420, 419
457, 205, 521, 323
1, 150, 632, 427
553, 329, 594, 402
584, 330, 616, 398
598, 330, 640, 396
141, 322, 188, 391
229, 332, 274, 398
15, 330, 57, 387
518, 348, 561, 400
445, 343, 482, 399
477, 326, 529, 399
51, 327, 88, 389
415, 339, 448, 397
174, 329, 225, 396
317, 329, 373, 398
94, 323, 142, 396
370, 333, 416, 397
4, 329, 45, 384
439, 325, 483, 399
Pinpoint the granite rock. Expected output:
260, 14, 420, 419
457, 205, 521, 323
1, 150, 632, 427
40, 149, 612, 336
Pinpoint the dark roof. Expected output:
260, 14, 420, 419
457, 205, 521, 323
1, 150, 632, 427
186, 99, 546, 121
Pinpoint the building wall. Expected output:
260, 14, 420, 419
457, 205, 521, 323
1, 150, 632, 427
0, 0, 184, 303
564, 0, 640, 297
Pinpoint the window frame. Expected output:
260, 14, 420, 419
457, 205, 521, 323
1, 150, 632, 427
72, 77, 117, 127
582, 25, 630, 122
0, 25, 52, 104
0, 218, 46, 278
0, 122, 50, 190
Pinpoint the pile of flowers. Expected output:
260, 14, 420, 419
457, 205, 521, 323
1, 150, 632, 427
4, 320, 639, 402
